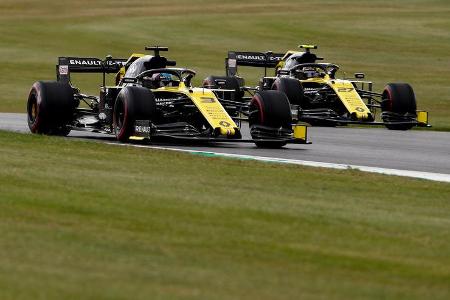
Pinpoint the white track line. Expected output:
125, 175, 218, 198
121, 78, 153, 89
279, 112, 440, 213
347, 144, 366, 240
108, 143, 450, 183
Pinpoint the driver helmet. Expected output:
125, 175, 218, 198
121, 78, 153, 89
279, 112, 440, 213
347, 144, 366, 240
150, 72, 172, 87
303, 67, 319, 78
159, 73, 172, 86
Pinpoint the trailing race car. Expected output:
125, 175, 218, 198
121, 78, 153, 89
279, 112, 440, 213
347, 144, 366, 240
205, 45, 430, 130
27, 46, 308, 148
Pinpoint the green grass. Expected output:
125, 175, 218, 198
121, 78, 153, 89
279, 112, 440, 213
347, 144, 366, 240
0, 130, 449, 299
0, 0, 449, 129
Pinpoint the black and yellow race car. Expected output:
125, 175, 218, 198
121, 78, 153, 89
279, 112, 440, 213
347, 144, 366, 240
27, 46, 308, 148
205, 45, 430, 130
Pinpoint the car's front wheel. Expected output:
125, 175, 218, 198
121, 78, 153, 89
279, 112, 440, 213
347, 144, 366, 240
381, 83, 417, 130
249, 90, 292, 148
113, 86, 156, 142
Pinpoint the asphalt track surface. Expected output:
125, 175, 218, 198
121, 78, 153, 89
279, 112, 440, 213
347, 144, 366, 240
1, 113, 450, 178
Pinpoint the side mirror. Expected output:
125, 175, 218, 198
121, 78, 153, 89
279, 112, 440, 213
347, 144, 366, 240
184, 73, 194, 87
354, 73, 365, 79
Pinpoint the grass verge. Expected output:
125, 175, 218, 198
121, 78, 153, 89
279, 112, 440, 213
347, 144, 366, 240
0, 130, 449, 299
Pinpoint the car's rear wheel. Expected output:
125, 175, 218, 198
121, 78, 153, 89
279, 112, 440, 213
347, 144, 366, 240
113, 86, 157, 142
381, 83, 416, 130
271, 77, 305, 106
249, 90, 292, 148
203, 75, 244, 101
27, 81, 75, 135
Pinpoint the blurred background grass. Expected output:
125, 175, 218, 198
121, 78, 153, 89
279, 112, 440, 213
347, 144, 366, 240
0, 0, 449, 129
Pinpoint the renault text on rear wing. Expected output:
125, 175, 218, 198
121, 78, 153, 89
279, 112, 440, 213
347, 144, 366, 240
225, 51, 284, 76
57, 57, 127, 83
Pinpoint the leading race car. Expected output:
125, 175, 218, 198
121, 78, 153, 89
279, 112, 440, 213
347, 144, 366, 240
205, 45, 430, 130
27, 46, 308, 148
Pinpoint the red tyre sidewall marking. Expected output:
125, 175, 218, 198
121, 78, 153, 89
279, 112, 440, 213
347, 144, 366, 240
253, 95, 265, 124
385, 87, 393, 111
29, 83, 42, 133
114, 91, 129, 140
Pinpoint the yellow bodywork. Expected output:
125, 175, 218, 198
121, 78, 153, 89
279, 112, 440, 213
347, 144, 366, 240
273, 46, 429, 126
275, 50, 297, 72
122, 52, 238, 139
155, 83, 238, 137
416, 110, 429, 124
122, 53, 235, 136
293, 124, 307, 141
329, 80, 371, 120
293, 75, 372, 120
276, 49, 372, 121
129, 136, 145, 141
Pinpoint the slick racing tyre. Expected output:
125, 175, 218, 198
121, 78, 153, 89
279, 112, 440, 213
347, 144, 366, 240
203, 75, 244, 100
271, 77, 305, 106
113, 86, 156, 142
249, 90, 292, 148
381, 83, 417, 130
27, 81, 75, 135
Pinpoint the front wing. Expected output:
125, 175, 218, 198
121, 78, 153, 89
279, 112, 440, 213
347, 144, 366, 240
132, 120, 310, 144
295, 108, 430, 128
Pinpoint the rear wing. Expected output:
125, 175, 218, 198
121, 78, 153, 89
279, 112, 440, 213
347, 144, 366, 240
56, 57, 127, 83
225, 51, 284, 77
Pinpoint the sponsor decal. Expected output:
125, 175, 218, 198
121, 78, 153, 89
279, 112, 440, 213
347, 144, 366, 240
59, 65, 69, 75
69, 59, 102, 66
122, 78, 137, 83
236, 54, 281, 62
155, 97, 179, 105
337, 87, 354, 92
228, 59, 237, 68
219, 121, 231, 127
68, 58, 125, 67
201, 97, 215, 103
135, 125, 151, 133
355, 107, 365, 112
236, 54, 266, 61
267, 56, 282, 62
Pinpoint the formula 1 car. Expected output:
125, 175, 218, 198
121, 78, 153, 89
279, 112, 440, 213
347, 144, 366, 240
204, 45, 430, 130
27, 46, 308, 148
